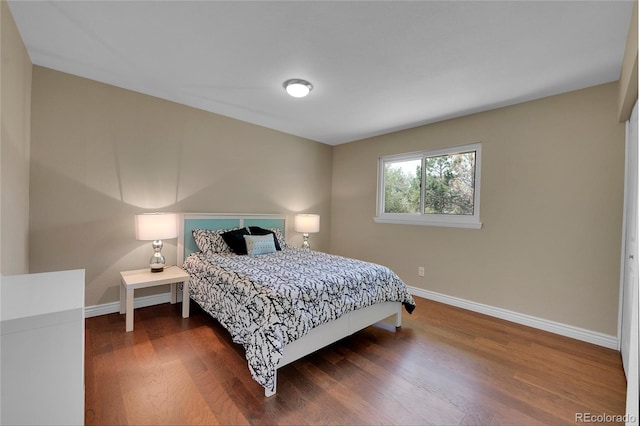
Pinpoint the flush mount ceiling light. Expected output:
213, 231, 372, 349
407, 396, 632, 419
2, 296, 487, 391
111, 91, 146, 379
283, 79, 313, 98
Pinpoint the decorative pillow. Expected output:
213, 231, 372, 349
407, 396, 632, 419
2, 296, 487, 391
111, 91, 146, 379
221, 228, 250, 254
271, 227, 288, 250
193, 228, 237, 255
244, 234, 277, 256
248, 226, 284, 250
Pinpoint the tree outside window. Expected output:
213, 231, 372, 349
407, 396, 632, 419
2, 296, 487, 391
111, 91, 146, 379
384, 160, 421, 214
377, 143, 482, 229
424, 151, 475, 215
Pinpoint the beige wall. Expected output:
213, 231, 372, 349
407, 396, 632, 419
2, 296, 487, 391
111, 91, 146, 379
331, 82, 624, 336
1, 1, 32, 275
29, 67, 333, 307
618, 0, 638, 122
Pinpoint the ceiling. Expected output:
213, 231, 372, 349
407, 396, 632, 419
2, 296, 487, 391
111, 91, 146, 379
8, 1, 635, 145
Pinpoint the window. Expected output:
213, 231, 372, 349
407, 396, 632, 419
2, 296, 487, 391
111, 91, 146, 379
375, 143, 482, 228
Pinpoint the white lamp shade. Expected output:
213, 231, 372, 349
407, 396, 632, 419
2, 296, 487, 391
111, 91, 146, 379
294, 214, 320, 233
135, 213, 178, 241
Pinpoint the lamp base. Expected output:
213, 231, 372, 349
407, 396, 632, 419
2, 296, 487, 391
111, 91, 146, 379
302, 233, 310, 250
149, 240, 166, 272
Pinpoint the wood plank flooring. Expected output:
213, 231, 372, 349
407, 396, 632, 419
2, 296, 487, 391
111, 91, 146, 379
85, 296, 627, 425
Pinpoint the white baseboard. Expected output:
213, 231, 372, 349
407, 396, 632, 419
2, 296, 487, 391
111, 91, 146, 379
84, 292, 172, 318
409, 286, 619, 350
85, 286, 618, 350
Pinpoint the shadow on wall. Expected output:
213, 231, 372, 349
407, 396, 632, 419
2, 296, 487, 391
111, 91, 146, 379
29, 154, 327, 306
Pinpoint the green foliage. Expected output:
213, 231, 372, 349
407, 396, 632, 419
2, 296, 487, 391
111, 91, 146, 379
383, 151, 475, 216
424, 152, 475, 215
384, 163, 421, 213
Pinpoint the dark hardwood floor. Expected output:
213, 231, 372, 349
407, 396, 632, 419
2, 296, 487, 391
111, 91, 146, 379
85, 296, 627, 425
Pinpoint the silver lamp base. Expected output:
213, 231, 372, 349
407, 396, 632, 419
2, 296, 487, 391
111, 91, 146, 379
149, 239, 166, 272
301, 233, 310, 250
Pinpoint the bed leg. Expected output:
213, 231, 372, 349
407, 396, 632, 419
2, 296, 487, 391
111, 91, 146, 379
395, 306, 402, 328
264, 374, 277, 397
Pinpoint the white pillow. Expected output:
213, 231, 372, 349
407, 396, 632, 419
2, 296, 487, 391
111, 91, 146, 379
193, 228, 236, 255
244, 234, 277, 256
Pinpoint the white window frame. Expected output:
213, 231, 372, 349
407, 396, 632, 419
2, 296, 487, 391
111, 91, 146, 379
375, 143, 482, 229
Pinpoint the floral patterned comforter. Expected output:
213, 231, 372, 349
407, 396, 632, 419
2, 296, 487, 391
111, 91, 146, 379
182, 248, 416, 392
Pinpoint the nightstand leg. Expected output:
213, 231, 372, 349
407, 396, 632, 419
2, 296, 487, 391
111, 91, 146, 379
125, 288, 134, 332
170, 283, 177, 304
182, 280, 190, 318
119, 282, 125, 314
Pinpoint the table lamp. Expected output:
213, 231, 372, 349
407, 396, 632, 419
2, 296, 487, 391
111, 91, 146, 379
294, 214, 320, 249
135, 212, 178, 272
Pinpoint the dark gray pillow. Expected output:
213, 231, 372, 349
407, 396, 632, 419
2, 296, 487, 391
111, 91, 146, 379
221, 228, 250, 254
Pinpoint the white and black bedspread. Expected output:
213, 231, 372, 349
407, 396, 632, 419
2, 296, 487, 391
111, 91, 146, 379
182, 248, 416, 391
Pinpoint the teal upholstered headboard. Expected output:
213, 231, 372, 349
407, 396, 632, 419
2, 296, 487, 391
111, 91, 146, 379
177, 213, 287, 266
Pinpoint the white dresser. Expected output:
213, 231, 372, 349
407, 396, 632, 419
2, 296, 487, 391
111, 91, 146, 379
1, 269, 85, 425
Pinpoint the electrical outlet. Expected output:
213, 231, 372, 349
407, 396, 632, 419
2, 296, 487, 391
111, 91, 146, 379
418, 266, 425, 277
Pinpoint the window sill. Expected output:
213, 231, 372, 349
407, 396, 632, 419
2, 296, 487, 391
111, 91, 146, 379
374, 216, 483, 229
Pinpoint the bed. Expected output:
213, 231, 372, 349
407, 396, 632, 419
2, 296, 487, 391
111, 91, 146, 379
177, 213, 416, 397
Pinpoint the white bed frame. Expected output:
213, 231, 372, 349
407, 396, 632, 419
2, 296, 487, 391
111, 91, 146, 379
177, 213, 403, 397
264, 300, 401, 396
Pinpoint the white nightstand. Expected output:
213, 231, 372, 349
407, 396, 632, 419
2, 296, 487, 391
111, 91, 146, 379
119, 265, 190, 332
